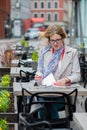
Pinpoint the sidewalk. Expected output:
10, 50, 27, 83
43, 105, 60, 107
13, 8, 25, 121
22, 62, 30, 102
0, 38, 20, 45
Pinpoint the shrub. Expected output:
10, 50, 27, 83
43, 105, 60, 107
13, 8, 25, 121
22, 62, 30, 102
0, 90, 11, 112
0, 119, 8, 130
0, 75, 11, 87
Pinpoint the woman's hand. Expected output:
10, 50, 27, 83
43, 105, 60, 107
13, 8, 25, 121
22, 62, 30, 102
53, 78, 71, 86
34, 71, 43, 82
34, 75, 42, 82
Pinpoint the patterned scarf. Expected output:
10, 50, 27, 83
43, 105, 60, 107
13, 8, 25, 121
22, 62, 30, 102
38, 44, 64, 78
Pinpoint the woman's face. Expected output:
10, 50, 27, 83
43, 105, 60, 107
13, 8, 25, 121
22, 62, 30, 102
50, 34, 63, 51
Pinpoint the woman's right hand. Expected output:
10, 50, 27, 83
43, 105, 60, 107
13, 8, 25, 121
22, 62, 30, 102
34, 71, 43, 82
34, 75, 42, 81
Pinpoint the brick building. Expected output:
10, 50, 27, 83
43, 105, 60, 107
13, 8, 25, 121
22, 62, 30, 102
0, 0, 10, 38
30, 0, 70, 30
0, 0, 71, 38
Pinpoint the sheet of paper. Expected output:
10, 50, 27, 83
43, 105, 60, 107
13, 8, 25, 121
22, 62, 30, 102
42, 73, 56, 86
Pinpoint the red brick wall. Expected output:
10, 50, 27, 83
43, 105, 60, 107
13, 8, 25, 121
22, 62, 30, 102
0, 0, 10, 38
30, 0, 67, 21
0, 12, 5, 39
0, 0, 10, 14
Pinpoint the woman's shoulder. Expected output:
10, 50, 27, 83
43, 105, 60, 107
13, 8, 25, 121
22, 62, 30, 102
65, 45, 78, 53
38, 41, 49, 55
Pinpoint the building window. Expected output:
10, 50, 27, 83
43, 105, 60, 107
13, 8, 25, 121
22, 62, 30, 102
34, 14, 38, 17
41, 14, 44, 18
41, 2, 44, 8
48, 2, 51, 8
34, 2, 37, 8
54, 13, 58, 21
47, 14, 51, 21
54, 2, 58, 8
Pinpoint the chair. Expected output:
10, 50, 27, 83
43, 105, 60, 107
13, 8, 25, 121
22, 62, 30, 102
80, 63, 87, 112
81, 62, 87, 112
16, 69, 36, 82
19, 112, 52, 130
18, 60, 32, 67
79, 59, 87, 112
20, 88, 78, 130
17, 70, 36, 113
19, 70, 36, 82
80, 61, 87, 86
21, 52, 27, 60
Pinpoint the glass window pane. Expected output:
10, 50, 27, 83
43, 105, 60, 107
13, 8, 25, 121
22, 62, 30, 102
48, 2, 51, 8
41, 2, 44, 8
54, 2, 58, 8
34, 2, 37, 8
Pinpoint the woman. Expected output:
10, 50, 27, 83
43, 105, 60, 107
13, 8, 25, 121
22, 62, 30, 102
35, 24, 81, 119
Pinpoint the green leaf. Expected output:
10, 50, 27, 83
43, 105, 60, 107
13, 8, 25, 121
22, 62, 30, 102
0, 90, 11, 112
32, 51, 38, 61
0, 119, 9, 130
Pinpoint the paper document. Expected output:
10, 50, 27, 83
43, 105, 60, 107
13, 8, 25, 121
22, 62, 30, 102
42, 73, 56, 86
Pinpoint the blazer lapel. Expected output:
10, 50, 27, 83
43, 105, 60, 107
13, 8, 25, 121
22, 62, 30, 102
58, 46, 72, 77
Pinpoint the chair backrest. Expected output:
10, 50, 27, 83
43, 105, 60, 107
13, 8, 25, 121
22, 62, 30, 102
79, 61, 87, 87
21, 88, 78, 129
21, 53, 27, 60
19, 70, 36, 82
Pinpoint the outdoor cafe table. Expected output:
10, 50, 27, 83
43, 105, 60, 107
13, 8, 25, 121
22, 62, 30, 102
10, 67, 35, 78
13, 82, 87, 96
73, 113, 87, 130
11, 59, 33, 67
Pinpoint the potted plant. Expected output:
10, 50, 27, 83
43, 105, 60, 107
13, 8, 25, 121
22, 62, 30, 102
0, 74, 11, 87
31, 51, 38, 70
0, 90, 11, 112
0, 119, 18, 130
0, 44, 16, 67
0, 75, 13, 91
21, 38, 29, 53
32, 51, 38, 62
0, 119, 8, 130
0, 90, 18, 123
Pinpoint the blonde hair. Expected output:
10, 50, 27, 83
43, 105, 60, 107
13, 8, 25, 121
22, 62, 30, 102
39, 24, 67, 52
39, 24, 66, 40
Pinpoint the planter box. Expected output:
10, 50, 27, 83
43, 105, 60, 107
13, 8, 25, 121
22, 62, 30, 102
8, 123, 18, 130
0, 87, 13, 92
0, 93, 18, 123
0, 67, 10, 76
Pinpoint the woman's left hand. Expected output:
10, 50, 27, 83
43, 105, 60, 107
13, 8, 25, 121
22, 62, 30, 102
53, 78, 71, 86
53, 79, 66, 86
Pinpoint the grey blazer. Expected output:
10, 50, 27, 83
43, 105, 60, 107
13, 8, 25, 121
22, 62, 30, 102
38, 45, 81, 83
